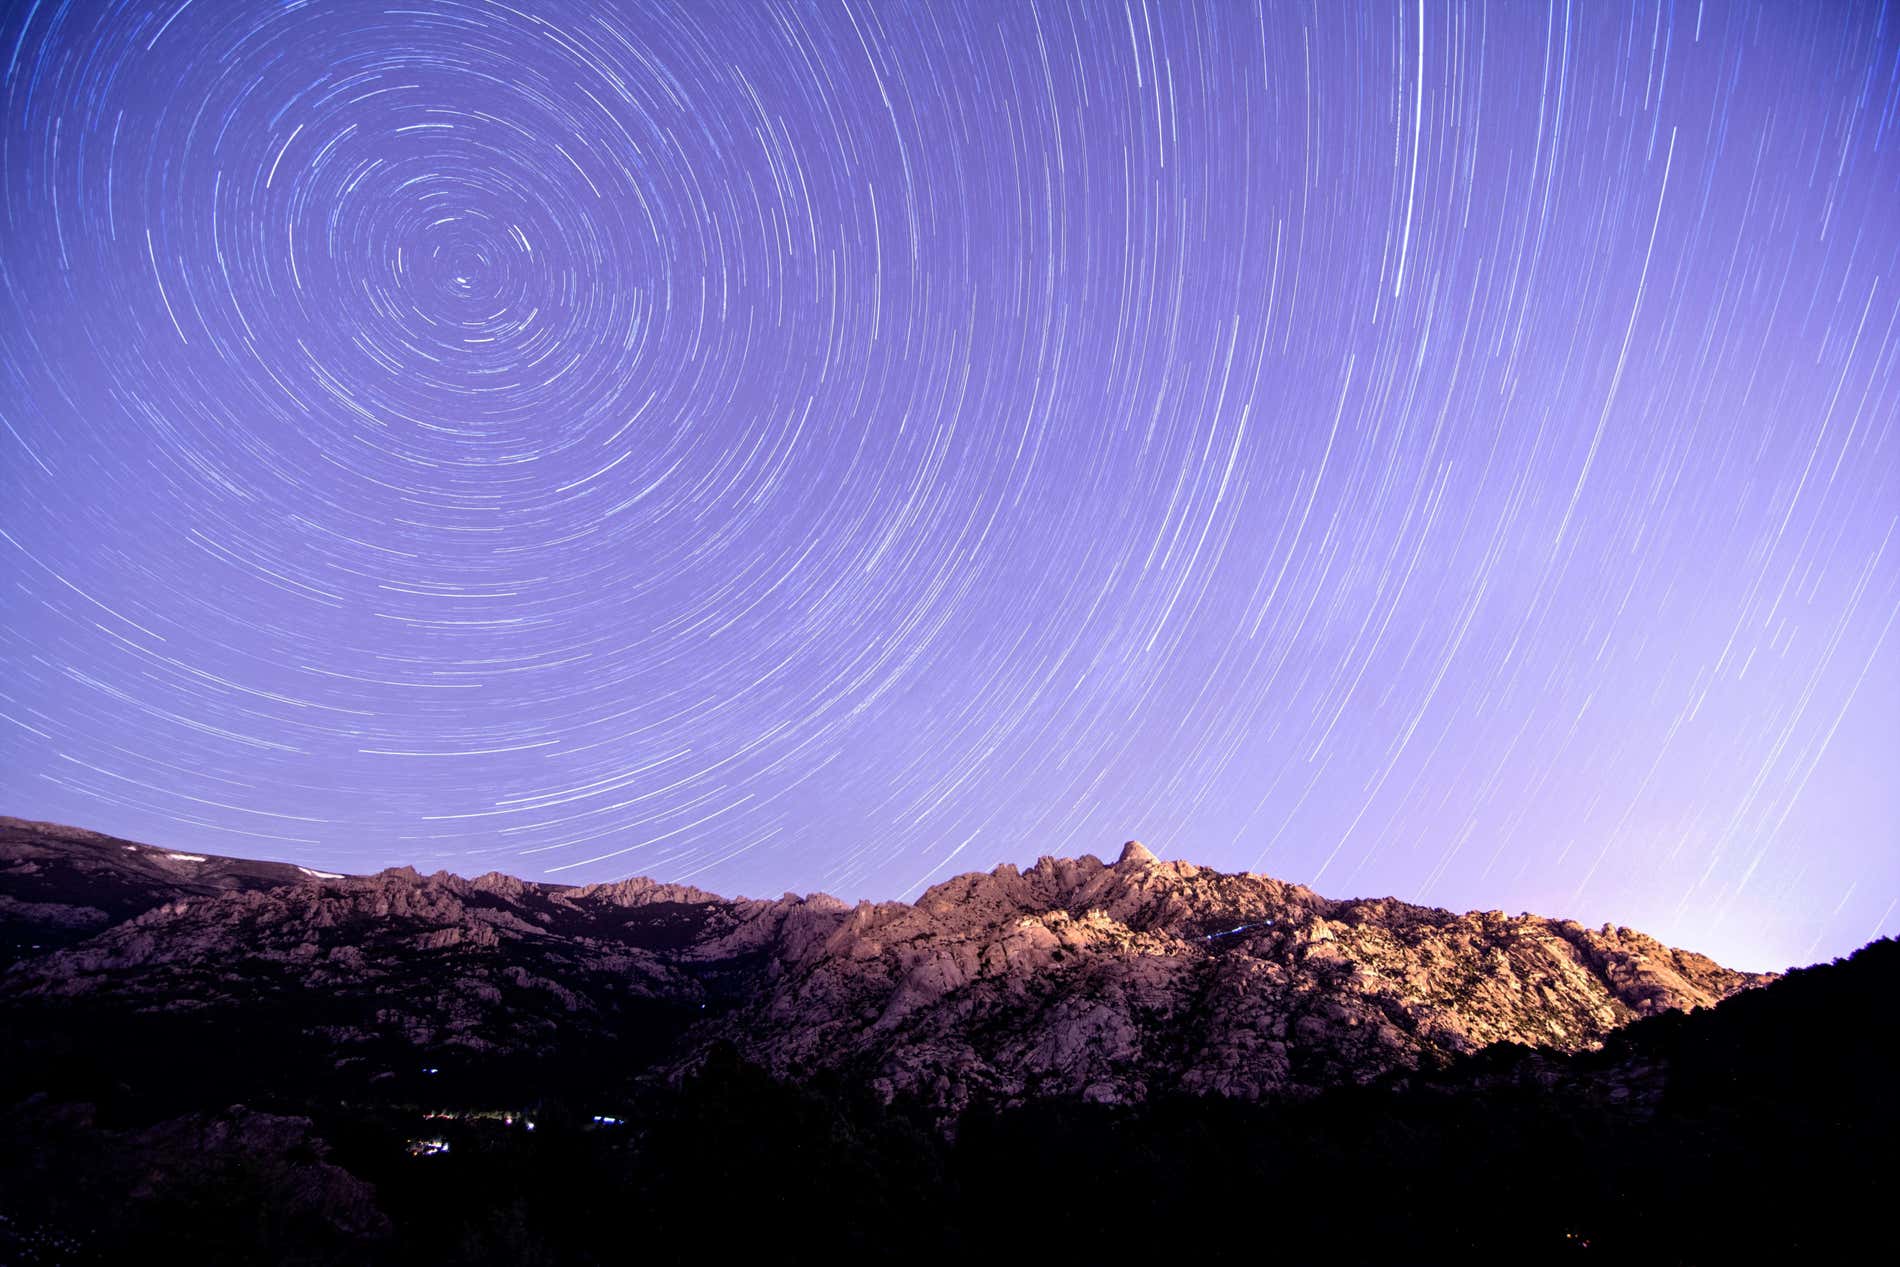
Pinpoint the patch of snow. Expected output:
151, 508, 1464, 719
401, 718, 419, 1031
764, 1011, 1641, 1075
165, 853, 207, 863
298, 866, 344, 879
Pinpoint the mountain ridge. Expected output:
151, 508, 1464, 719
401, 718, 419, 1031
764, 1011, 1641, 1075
7, 814, 1891, 1263
3, 815, 1766, 1112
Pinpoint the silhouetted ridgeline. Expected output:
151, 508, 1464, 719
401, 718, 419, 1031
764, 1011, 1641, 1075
1, 818, 1888, 1262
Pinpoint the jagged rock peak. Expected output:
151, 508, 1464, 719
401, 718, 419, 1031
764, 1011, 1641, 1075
1116, 839, 1158, 867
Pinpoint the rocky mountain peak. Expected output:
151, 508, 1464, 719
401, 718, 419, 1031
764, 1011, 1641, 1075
1116, 839, 1159, 867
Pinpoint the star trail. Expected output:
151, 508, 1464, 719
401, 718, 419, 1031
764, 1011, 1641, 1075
2, 1, 1896, 971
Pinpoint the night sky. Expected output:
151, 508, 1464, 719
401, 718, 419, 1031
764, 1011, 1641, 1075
2, 1, 1896, 971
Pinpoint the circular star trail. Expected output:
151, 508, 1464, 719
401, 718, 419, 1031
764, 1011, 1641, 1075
2, 1, 1897, 970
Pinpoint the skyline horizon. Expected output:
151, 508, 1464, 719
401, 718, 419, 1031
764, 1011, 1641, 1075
2, 806, 1861, 975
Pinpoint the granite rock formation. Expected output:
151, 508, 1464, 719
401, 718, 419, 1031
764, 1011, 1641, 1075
1, 820, 1765, 1110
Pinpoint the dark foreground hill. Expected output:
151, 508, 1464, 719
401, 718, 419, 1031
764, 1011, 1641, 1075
1, 816, 1887, 1263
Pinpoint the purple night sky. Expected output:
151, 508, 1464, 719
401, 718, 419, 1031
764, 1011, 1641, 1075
1, 1, 1895, 971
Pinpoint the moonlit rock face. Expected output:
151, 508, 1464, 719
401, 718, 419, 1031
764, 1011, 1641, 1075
0, 3, 1895, 974
0, 822, 1770, 1114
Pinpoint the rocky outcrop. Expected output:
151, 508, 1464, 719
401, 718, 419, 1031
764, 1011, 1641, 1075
0, 824, 1768, 1110
692, 843, 1761, 1110
1, 1098, 389, 1258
